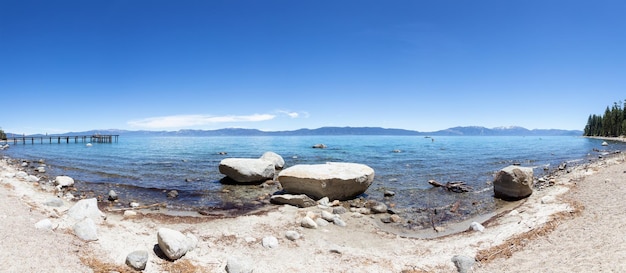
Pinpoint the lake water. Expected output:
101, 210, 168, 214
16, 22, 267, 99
1, 135, 622, 230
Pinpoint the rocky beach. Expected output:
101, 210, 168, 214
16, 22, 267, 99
1, 138, 625, 272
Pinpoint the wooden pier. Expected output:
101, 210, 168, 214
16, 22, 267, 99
0, 134, 119, 145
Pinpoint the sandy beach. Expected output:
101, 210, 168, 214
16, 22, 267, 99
1, 141, 625, 273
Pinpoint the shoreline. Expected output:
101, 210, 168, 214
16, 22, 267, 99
2, 147, 626, 272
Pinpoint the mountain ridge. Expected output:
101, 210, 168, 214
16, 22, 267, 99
10, 126, 583, 137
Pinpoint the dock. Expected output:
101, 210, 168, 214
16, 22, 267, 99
0, 135, 119, 145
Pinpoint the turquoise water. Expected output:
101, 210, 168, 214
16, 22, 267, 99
2, 135, 622, 228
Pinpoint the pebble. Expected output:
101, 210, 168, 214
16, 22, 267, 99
332, 206, 347, 214
315, 218, 330, 227
470, 222, 485, 232
285, 230, 300, 241
123, 210, 138, 218
333, 217, 347, 227
321, 211, 335, 222
262, 236, 279, 248
108, 190, 118, 201
35, 219, 54, 230
301, 216, 318, 229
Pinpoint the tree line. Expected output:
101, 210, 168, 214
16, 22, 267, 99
584, 101, 626, 137
0, 129, 6, 140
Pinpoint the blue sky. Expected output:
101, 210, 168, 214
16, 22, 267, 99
1, 0, 624, 134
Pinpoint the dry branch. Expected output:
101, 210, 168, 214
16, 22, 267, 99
428, 180, 472, 193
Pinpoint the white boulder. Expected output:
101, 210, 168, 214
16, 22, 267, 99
219, 158, 275, 183
278, 162, 375, 200
55, 175, 75, 188
260, 151, 285, 169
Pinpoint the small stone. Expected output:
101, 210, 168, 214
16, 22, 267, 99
285, 230, 300, 241
333, 206, 348, 214
167, 190, 179, 198
390, 214, 402, 223
321, 211, 335, 222
244, 237, 256, 243
317, 197, 330, 207
55, 175, 75, 188
470, 222, 485, 232
73, 218, 98, 241
370, 202, 388, 214
126, 250, 149, 271
315, 218, 330, 227
130, 202, 140, 208
262, 236, 279, 248
541, 195, 556, 204
384, 190, 395, 197
43, 198, 64, 207
123, 210, 138, 218
35, 219, 54, 230
451, 255, 475, 273
108, 190, 118, 201
226, 257, 253, 273
333, 217, 347, 227
301, 216, 318, 229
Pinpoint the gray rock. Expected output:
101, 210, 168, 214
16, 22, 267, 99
451, 255, 475, 273
260, 151, 285, 169
278, 162, 375, 200
226, 257, 253, 273
317, 197, 330, 207
270, 194, 317, 208
333, 217, 347, 227
167, 190, 179, 198
369, 202, 388, 214
332, 206, 348, 214
157, 228, 197, 260
219, 158, 275, 183
312, 144, 327, 149
315, 218, 330, 227
36, 166, 46, 173
384, 190, 395, 197
285, 230, 300, 241
262, 236, 279, 248
126, 250, 149, 270
73, 218, 98, 241
493, 166, 534, 201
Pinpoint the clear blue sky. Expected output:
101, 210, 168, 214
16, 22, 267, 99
1, 0, 624, 134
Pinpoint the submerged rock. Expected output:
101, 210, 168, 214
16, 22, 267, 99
278, 162, 375, 200
219, 158, 275, 183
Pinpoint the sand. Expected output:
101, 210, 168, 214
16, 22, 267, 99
0, 145, 625, 272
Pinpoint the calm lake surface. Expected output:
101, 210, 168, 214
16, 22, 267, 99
2, 135, 622, 229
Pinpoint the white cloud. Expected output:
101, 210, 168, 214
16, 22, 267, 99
277, 110, 310, 119
128, 114, 276, 129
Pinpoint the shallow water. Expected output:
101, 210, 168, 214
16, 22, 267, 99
2, 135, 623, 229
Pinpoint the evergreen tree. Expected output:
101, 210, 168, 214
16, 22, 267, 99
0, 129, 6, 140
584, 101, 626, 137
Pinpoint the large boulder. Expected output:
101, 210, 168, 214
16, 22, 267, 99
260, 151, 285, 169
219, 158, 275, 183
493, 165, 534, 201
67, 198, 106, 224
277, 162, 375, 200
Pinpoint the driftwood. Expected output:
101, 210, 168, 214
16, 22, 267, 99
428, 180, 472, 193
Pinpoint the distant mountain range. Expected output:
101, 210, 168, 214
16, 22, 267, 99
13, 126, 583, 137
